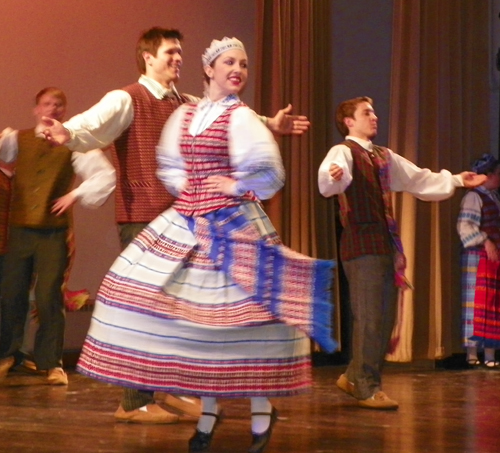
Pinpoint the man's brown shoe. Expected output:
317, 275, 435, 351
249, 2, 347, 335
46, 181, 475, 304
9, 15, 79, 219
164, 394, 202, 418
0, 356, 15, 380
47, 367, 68, 385
358, 391, 399, 410
16, 358, 43, 375
114, 403, 179, 424
336, 374, 355, 397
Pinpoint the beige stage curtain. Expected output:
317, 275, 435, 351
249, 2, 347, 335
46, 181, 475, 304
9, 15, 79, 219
387, 0, 490, 362
254, 0, 340, 347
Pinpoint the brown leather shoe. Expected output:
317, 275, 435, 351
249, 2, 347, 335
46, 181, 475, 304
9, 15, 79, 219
358, 391, 399, 410
47, 367, 68, 385
0, 356, 15, 380
114, 403, 179, 424
16, 358, 44, 375
336, 374, 355, 397
164, 394, 202, 418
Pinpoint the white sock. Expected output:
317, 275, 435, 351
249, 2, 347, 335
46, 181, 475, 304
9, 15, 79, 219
197, 397, 218, 433
251, 397, 272, 434
484, 348, 496, 363
467, 346, 478, 361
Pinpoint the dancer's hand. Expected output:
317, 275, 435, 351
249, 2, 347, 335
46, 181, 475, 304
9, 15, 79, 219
52, 193, 77, 215
329, 164, 343, 181
266, 104, 310, 135
484, 239, 499, 262
41, 117, 70, 146
460, 172, 487, 188
204, 175, 237, 195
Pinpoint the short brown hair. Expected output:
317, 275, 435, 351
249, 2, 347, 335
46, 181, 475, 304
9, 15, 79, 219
136, 27, 183, 74
35, 87, 67, 106
335, 96, 373, 137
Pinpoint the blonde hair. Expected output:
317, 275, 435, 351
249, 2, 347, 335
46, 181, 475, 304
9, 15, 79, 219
35, 87, 67, 106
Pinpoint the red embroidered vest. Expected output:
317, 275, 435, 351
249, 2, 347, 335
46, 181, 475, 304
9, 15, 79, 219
111, 83, 190, 223
173, 103, 256, 217
338, 140, 395, 261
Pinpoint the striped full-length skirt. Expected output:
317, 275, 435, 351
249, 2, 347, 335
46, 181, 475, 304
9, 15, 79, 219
470, 254, 500, 348
77, 202, 335, 397
461, 250, 480, 348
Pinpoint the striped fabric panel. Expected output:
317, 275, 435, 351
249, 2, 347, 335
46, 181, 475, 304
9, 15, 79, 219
78, 305, 311, 396
94, 204, 335, 351
98, 271, 277, 326
78, 201, 333, 394
461, 251, 480, 347
196, 206, 335, 352
112, 83, 183, 223
470, 256, 500, 348
174, 103, 256, 217
98, 208, 277, 325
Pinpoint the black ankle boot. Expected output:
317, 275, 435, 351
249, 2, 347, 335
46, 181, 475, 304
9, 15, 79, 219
248, 407, 278, 453
188, 411, 222, 453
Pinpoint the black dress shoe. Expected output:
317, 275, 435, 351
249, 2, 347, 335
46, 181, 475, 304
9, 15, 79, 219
188, 411, 222, 453
248, 407, 278, 453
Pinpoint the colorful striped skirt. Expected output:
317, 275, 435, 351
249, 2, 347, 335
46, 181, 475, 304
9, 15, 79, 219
470, 254, 500, 348
77, 202, 335, 397
461, 250, 480, 348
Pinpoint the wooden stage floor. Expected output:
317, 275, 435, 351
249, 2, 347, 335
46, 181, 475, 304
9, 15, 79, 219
0, 364, 498, 453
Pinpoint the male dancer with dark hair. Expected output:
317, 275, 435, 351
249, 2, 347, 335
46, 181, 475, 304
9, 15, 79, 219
318, 96, 486, 410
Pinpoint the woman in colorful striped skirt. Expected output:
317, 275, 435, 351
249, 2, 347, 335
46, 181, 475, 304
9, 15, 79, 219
77, 37, 335, 453
457, 153, 500, 369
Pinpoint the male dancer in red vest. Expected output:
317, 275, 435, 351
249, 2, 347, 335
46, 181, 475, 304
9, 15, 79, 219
42, 27, 309, 424
318, 96, 486, 410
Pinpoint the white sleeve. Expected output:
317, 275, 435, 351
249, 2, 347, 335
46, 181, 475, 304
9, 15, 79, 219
0, 128, 19, 163
456, 191, 487, 248
63, 90, 134, 152
156, 106, 188, 196
70, 150, 116, 208
388, 150, 462, 201
228, 106, 285, 200
317, 144, 353, 197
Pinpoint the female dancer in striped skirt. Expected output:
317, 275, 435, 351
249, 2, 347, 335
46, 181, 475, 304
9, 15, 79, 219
457, 154, 500, 368
77, 37, 335, 453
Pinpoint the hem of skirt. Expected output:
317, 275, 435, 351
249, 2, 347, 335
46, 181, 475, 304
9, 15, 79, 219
77, 366, 310, 397
469, 336, 500, 348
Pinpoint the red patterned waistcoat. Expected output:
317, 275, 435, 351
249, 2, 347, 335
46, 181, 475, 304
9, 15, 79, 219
111, 83, 190, 223
173, 103, 256, 217
338, 140, 399, 261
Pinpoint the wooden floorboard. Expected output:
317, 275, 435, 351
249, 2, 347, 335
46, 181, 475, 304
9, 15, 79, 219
1, 365, 498, 453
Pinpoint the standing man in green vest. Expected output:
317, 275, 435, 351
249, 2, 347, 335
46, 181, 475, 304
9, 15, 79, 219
318, 96, 486, 410
0, 87, 116, 386
0, 159, 13, 275
40, 27, 310, 424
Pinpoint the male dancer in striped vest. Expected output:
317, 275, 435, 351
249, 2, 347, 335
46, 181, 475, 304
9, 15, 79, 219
41, 27, 310, 424
318, 96, 486, 410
